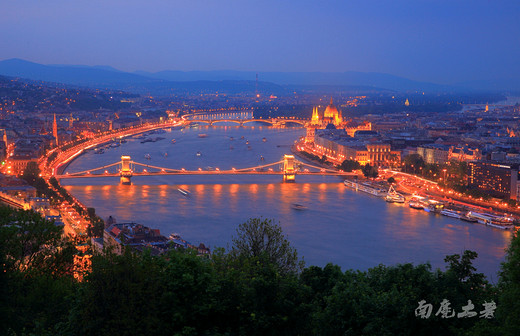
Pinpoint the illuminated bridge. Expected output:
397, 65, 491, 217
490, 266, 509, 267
182, 112, 309, 127
56, 154, 356, 184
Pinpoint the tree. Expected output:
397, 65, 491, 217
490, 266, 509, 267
362, 163, 378, 179
387, 176, 396, 184
0, 206, 76, 335
497, 231, 520, 335
339, 159, 360, 172
404, 154, 425, 174
229, 218, 304, 274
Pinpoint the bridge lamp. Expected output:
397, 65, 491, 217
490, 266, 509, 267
216, 168, 219, 171
181, 168, 185, 171
232, 168, 236, 172
105, 170, 108, 174
143, 169, 147, 173
161, 169, 165, 172
198, 168, 202, 171
268, 168, 273, 172
87, 171, 90, 174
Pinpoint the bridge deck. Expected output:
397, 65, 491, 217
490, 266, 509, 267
57, 171, 355, 178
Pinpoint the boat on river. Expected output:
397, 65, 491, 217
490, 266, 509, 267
177, 188, 190, 196
196, 151, 202, 157
440, 209, 462, 219
409, 201, 424, 210
291, 203, 307, 211
385, 185, 405, 203
466, 211, 514, 229
344, 180, 386, 197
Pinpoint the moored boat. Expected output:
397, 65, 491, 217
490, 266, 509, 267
440, 209, 462, 219
408, 201, 424, 210
344, 180, 386, 197
385, 185, 405, 203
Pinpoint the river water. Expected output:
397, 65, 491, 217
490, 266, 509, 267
62, 124, 512, 281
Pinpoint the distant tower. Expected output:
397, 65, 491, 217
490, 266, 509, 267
311, 106, 320, 125
53, 113, 59, 147
255, 73, 259, 98
405, 98, 410, 107
485, 104, 489, 112
69, 113, 73, 128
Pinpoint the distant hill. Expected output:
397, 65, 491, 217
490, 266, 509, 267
139, 69, 453, 92
1, 58, 515, 95
0, 59, 285, 95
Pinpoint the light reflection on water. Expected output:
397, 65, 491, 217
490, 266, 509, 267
62, 125, 512, 281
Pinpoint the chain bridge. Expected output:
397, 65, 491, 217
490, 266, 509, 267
56, 154, 355, 184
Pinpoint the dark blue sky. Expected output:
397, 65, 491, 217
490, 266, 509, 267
2, 0, 519, 84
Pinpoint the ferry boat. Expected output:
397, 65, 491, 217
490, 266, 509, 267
245, 140, 250, 145
229, 136, 234, 141
440, 209, 462, 219
385, 185, 405, 203
171, 139, 176, 144
291, 203, 307, 211
260, 155, 265, 161
198, 133, 208, 138
262, 137, 267, 142
196, 151, 202, 157
144, 153, 151, 160
344, 180, 386, 197
465, 211, 514, 229
240, 136, 245, 140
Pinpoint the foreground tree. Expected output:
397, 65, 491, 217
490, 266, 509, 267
229, 218, 304, 274
0, 206, 76, 335
496, 231, 520, 335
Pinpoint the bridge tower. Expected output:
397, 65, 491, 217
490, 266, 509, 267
120, 155, 133, 185
283, 154, 296, 182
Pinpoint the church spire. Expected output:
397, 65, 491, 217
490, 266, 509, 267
53, 113, 59, 147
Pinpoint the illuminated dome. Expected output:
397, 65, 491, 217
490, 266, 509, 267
324, 98, 339, 119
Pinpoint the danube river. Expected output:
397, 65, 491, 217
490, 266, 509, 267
62, 124, 512, 281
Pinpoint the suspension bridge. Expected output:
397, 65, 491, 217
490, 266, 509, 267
56, 154, 356, 184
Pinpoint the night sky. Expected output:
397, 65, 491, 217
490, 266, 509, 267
2, 0, 519, 84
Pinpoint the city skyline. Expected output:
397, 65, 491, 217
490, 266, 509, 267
1, 0, 519, 84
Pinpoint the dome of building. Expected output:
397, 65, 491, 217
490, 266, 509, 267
324, 98, 339, 119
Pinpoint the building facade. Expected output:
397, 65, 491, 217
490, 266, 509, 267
468, 161, 518, 200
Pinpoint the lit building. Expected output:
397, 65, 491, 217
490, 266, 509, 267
417, 144, 450, 165
310, 98, 343, 128
468, 161, 519, 200
313, 130, 400, 166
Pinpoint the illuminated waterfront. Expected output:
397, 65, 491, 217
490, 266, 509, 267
62, 124, 512, 280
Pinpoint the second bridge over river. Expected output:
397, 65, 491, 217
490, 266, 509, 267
56, 154, 356, 184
